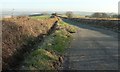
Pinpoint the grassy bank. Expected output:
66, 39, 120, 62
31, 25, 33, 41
20, 18, 78, 70
2, 16, 57, 70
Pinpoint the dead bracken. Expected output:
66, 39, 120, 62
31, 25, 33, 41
2, 16, 57, 70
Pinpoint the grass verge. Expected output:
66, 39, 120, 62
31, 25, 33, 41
20, 18, 78, 70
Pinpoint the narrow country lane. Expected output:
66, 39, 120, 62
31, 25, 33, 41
63, 19, 119, 70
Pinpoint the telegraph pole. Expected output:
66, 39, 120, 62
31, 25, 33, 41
11, 8, 14, 17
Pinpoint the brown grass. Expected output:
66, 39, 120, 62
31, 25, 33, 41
2, 16, 57, 69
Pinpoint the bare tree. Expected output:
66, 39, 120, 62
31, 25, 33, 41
66, 11, 74, 18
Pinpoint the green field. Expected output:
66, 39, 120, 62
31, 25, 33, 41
31, 15, 51, 20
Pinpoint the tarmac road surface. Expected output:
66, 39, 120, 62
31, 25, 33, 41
63, 19, 119, 70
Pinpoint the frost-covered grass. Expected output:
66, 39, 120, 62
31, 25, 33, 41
20, 19, 78, 70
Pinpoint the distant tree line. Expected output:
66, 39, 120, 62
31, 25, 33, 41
91, 13, 108, 18
65, 12, 120, 19
50, 12, 75, 18
91, 12, 120, 18
112, 14, 120, 18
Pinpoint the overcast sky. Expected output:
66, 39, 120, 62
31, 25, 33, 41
1, 0, 120, 13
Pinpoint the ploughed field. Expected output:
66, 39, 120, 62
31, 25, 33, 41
61, 17, 120, 33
